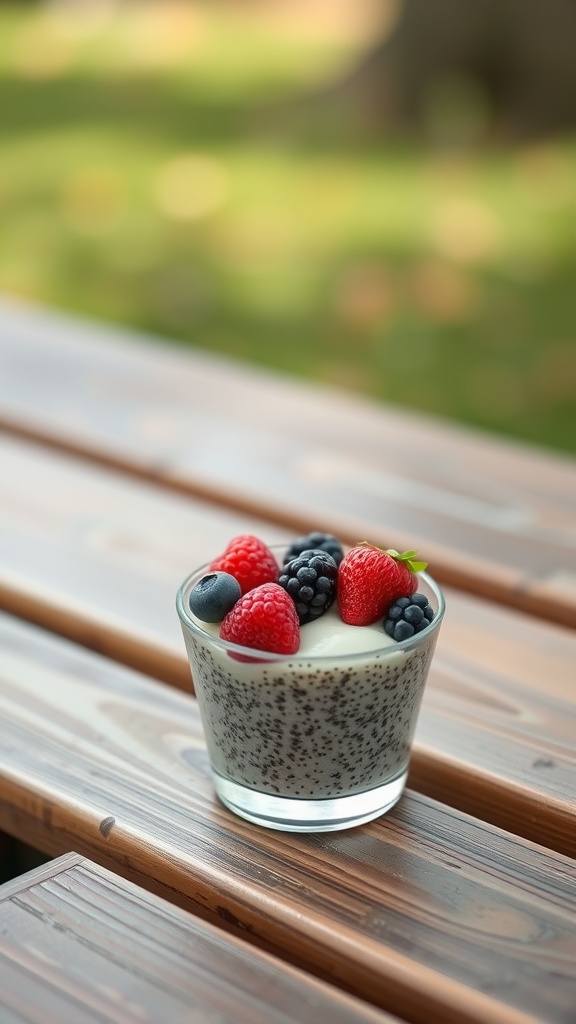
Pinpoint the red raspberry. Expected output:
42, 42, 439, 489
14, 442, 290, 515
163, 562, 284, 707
338, 544, 426, 626
220, 583, 300, 655
209, 534, 278, 596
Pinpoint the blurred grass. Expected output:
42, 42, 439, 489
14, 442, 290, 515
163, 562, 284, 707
0, 0, 575, 454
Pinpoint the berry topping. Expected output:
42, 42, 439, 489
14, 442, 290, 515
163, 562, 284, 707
279, 549, 338, 624
189, 571, 241, 623
284, 531, 345, 566
209, 534, 278, 596
384, 593, 435, 641
220, 583, 300, 655
338, 544, 427, 626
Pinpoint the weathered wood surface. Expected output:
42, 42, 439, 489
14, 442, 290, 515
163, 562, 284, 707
0, 433, 286, 688
1, 298, 575, 627
0, 615, 575, 1024
0, 853, 396, 1024
1, 435, 575, 857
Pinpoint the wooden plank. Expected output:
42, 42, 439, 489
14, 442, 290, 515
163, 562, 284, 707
0, 433, 286, 689
0, 853, 395, 1024
0, 435, 575, 857
413, 590, 576, 857
0, 298, 575, 627
0, 615, 574, 1024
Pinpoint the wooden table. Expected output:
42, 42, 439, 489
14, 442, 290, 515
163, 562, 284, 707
0, 853, 395, 1024
0, 297, 575, 1024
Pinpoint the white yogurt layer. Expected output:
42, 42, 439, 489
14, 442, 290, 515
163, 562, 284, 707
191, 602, 396, 658
297, 605, 395, 656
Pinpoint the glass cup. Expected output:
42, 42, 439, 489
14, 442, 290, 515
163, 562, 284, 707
176, 546, 444, 833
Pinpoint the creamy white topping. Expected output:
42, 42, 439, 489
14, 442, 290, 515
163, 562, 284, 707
191, 601, 395, 657
298, 605, 395, 655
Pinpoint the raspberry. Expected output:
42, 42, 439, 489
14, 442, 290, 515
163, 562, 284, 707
220, 583, 300, 655
384, 593, 435, 641
279, 549, 338, 624
209, 534, 278, 596
284, 531, 344, 566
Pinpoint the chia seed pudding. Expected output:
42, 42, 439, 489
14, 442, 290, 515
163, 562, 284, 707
177, 555, 443, 807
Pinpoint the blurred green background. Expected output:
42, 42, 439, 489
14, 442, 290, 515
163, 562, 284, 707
1, 0, 575, 454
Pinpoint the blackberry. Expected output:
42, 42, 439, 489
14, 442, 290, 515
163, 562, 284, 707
278, 549, 338, 624
384, 592, 435, 642
189, 571, 241, 623
283, 531, 344, 566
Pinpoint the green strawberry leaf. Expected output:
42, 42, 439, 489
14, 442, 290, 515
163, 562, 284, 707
356, 542, 428, 574
386, 548, 428, 574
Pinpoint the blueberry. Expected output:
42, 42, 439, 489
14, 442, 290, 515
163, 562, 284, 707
384, 591, 435, 641
388, 604, 404, 621
394, 620, 415, 641
189, 571, 241, 623
404, 605, 424, 626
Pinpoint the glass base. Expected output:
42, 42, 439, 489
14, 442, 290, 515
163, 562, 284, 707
213, 769, 408, 833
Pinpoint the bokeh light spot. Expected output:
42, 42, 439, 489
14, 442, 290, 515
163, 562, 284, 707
116, 2, 205, 69
44, 0, 118, 40
255, 0, 401, 45
154, 154, 229, 222
429, 198, 502, 264
211, 211, 298, 266
11, 14, 76, 78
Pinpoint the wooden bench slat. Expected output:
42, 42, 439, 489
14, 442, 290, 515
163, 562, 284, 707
1, 298, 575, 627
1, 435, 574, 856
0, 615, 574, 1024
0, 433, 286, 689
0, 853, 395, 1024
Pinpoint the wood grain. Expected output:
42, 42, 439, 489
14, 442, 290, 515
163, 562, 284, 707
0, 615, 574, 1024
412, 590, 576, 856
0, 853, 396, 1024
1, 298, 576, 627
0, 433, 286, 689
0, 435, 575, 856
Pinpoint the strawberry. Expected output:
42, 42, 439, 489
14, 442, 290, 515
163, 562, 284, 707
338, 544, 427, 626
209, 534, 278, 596
220, 583, 300, 655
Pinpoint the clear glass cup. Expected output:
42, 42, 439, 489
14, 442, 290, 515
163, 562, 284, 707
176, 546, 445, 833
